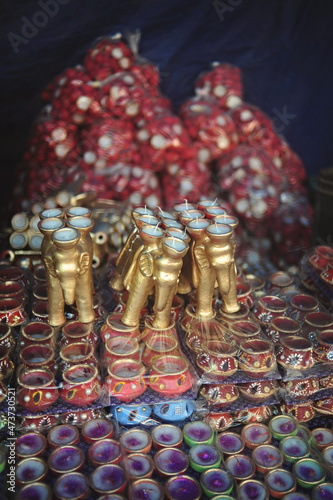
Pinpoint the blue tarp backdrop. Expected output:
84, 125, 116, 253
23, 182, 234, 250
1, 0, 333, 205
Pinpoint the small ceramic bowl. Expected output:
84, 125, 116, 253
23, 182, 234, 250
293, 458, 325, 489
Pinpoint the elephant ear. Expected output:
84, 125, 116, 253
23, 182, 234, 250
194, 246, 210, 270
79, 252, 90, 275
139, 252, 154, 277
44, 256, 57, 278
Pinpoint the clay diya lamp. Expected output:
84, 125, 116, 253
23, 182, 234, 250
19, 343, 56, 372
237, 479, 269, 500
155, 206, 177, 220
17, 368, 58, 412
152, 424, 183, 450
279, 436, 310, 463
269, 415, 298, 440
120, 429, 152, 454
142, 334, 179, 367
315, 330, 333, 362
102, 336, 140, 367
53, 472, 90, 500
303, 312, 333, 341
82, 418, 114, 444
0, 279, 26, 304
61, 320, 98, 348
88, 439, 122, 467
141, 317, 177, 345
164, 475, 202, 500
267, 316, 300, 344
0, 323, 14, 352
230, 320, 261, 345
149, 355, 193, 397
154, 447, 189, 478
197, 199, 221, 211
15, 482, 52, 500
321, 262, 333, 285
200, 382, 239, 407
39, 207, 64, 219
197, 340, 238, 379
0, 297, 27, 326
16, 457, 48, 486
173, 202, 197, 215
241, 423, 272, 449
33, 264, 46, 285
293, 458, 325, 489
200, 468, 234, 497
32, 283, 48, 303
0, 345, 14, 380
47, 424, 79, 449
236, 282, 255, 309
31, 300, 50, 322
16, 431, 47, 459
239, 338, 276, 378
204, 206, 227, 220
90, 464, 127, 495
309, 245, 333, 271
251, 445, 283, 474
178, 209, 205, 225
20, 321, 54, 348
128, 478, 164, 500
225, 454, 256, 482
253, 295, 287, 326
183, 421, 214, 447
185, 316, 224, 353
312, 428, 333, 449
323, 445, 333, 469
276, 336, 315, 370
265, 469, 296, 498
61, 364, 101, 407
268, 271, 294, 290
245, 274, 266, 292
282, 494, 310, 500
161, 218, 184, 230
215, 432, 245, 455
106, 359, 146, 402
312, 483, 333, 500
60, 342, 97, 371
100, 314, 141, 343
48, 445, 85, 476
289, 294, 319, 322
280, 378, 319, 399
239, 380, 277, 402
189, 443, 221, 473
123, 453, 154, 480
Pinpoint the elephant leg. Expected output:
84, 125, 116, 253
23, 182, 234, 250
221, 265, 240, 314
152, 283, 177, 329
196, 269, 216, 319
122, 272, 152, 327
75, 274, 95, 324
47, 275, 66, 327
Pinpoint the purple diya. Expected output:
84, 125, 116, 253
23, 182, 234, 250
164, 475, 202, 500
189, 443, 221, 473
323, 445, 333, 468
264, 469, 296, 498
82, 418, 114, 444
312, 428, 333, 449
251, 445, 283, 474
241, 423, 272, 449
225, 454, 256, 481
154, 447, 189, 478
53, 472, 90, 500
200, 468, 234, 497
47, 424, 79, 449
268, 415, 298, 440
120, 429, 152, 454
215, 431, 245, 455
293, 458, 325, 489
279, 436, 310, 463
90, 464, 127, 495
183, 421, 214, 447
16, 431, 47, 459
15, 482, 52, 500
151, 424, 183, 449
48, 445, 85, 475
123, 453, 154, 480
88, 439, 122, 467
238, 480, 269, 500
312, 483, 333, 500
128, 478, 164, 500
16, 457, 48, 486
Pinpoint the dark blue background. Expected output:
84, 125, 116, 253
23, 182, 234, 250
1, 0, 333, 210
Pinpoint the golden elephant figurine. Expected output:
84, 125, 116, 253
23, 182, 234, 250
42, 227, 95, 327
